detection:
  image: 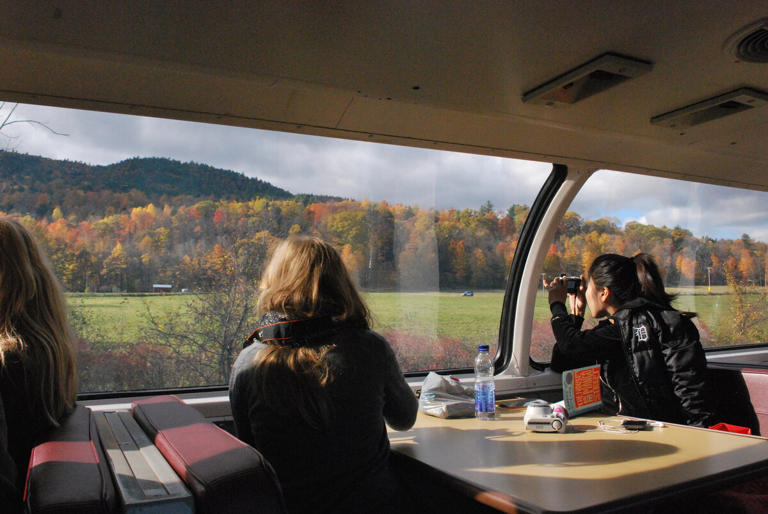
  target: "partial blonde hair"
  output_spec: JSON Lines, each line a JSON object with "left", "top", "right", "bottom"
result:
{"left": 0, "top": 218, "right": 77, "bottom": 426}
{"left": 258, "top": 236, "right": 370, "bottom": 324}
{"left": 253, "top": 237, "right": 370, "bottom": 430}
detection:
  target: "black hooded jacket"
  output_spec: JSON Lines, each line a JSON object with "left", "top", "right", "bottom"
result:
{"left": 550, "top": 297, "right": 715, "bottom": 427}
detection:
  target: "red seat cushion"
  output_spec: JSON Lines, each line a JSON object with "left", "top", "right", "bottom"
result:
{"left": 24, "top": 405, "right": 116, "bottom": 514}
{"left": 131, "top": 395, "right": 284, "bottom": 514}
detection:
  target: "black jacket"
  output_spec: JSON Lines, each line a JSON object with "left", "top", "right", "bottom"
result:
{"left": 550, "top": 298, "right": 715, "bottom": 427}
{"left": 229, "top": 314, "right": 418, "bottom": 514}
{"left": 1, "top": 351, "right": 60, "bottom": 508}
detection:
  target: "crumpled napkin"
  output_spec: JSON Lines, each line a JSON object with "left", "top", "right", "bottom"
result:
{"left": 418, "top": 371, "right": 475, "bottom": 418}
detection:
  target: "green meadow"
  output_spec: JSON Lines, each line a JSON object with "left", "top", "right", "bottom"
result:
{"left": 364, "top": 291, "right": 505, "bottom": 345}
{"left": 67, "top": 291, "right": 507, "bottom": 345}
{"left": 67, "top": 286, "right": 743, "bottom": 349}
{"left": 67, "top": 294, "right": 189, "bottom": 343}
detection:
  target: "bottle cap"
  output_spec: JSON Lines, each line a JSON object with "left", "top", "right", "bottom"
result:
{"left": 478, "top": 344, "right": 489, "bottom": 351}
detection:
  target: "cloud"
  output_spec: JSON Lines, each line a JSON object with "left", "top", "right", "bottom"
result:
{"left": 4, "top": 102, "right": 768, "bottom": 241}
{"left": 572, "top": 170, "right": 768, "bottom": 240}
{"left": 3, "top": 103, "right": 550, "bottom": 211}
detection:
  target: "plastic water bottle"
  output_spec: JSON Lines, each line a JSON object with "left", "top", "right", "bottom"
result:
{"left": 474, "top": 344, "right": 495, "bottom": 420}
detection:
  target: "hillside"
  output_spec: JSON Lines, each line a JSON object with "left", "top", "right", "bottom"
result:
{"left": 0, "top": 151, "right": 329, "bottom": 218}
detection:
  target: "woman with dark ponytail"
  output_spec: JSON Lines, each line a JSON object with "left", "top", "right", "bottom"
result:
{"left": 545, "top": 253, "right": 715, "bottom": 427}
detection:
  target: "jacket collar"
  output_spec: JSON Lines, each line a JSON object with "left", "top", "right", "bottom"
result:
{"left": 244, "top": 311, "right": 367, "bottom": 348}
{"left": 611, "top": 297, "right": 668, "bottom": 320}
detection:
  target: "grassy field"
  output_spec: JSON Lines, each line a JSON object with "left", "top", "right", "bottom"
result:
{"left": 364, "top": 291, "right": 504, "bottom": 345}
{"left": 67, "top": 291, "right": 508, "bottom": 345}
{"left": 69, "top": 287, "right": 768, "bottom": 391}
{"left": 68, "top": 294, "right": 190, "bottom": 343}
{"left": 67, "top": 286, "right": 746, "bottom": 349}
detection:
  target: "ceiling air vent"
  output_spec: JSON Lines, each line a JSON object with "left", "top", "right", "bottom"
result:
{"left": 522, "top": 53, "right": 652, "bottom": 107}
{"left": 651, "top": 88, "right": 768, "bottom": 129}
{"left": 724, "top": 19, "right": 768, "bottom": 63}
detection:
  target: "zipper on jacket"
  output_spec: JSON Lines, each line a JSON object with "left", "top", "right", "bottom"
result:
{"left": 600, "top": 369, "right": 622, "bottom": 414}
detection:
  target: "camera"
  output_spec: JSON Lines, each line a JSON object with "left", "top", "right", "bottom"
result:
{"left": 565, "top": 276, "right": 580, "bottom": 294}
{"left": 524, "top": 400, "right": 568, "bottom": 433}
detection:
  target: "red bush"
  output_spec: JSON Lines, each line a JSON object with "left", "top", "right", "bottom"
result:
{"left": 382, "top": 330, "right": 478, "bottom": 372}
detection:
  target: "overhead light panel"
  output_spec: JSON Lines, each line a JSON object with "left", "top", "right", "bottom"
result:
{"left": 522, "top": 53, "right": 653, "bottom": 106}
{"left": 651, "top": 88, "right": 768, "bottom": 129}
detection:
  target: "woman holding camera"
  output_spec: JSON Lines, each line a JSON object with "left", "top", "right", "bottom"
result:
{"left": 545, "top": 253, "right": 715, "bottom": 427}
{"left": 229, "top": 236, "right": 418, "bottom": 514}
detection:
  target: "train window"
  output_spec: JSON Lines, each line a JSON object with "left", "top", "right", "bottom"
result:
{"left": 531, "top": 169, "right": 768, "bottom": 363}
{"left": 1, "top": 102, "right": 551, "bottom": 392}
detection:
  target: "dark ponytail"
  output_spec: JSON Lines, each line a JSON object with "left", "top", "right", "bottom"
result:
{"left": 633, "top": 253, "right": 676, "bottom": 308}
{"left": 588, "top": 254, "right": 639, "bottom": 306}
{"left": 588, "top": 253, "right": 675, "bottom": 309}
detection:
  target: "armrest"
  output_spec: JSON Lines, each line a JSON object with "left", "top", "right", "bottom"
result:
{"left": 131, "top": 395, "right": 285, "bottom": 514}
{"left": 24, "top": 405, "right": 117, "bottom": 514}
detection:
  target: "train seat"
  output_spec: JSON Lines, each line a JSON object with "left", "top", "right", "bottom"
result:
{"left": 708, "top": 367, "right": 762, "bottom": 436}
{"left": 740, "top": 369, "right": 768, "bottom": 437}
{"left": 131, "top": 395, "right": 285, "bottom": 514}
{"left": 24, "top": 404, "right": 117, "bottom": 514}
{"left": 694, "top": 367, "right": 768, "bottom": 511}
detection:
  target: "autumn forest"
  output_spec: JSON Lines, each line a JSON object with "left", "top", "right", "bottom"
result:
{"left": 3, "top": 151, "right": 767, "bottom": 390}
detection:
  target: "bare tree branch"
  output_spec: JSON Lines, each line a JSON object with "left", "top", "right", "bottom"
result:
{"left": 0, "top": 103, "right": 69, "bottom": 138}
{"left": 1, "top": 103, "right": 18, "bottom": 128}
{"left": 1, "top": 119, "right": 69, "bottom": 136}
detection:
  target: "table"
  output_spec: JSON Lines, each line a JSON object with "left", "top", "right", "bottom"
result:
{"left": 388, "top": 409, "right": 768, "bottom": 513}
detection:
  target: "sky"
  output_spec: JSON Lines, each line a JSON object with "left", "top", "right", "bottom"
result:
{"left": 2, "top": 102, "right": 767, "bottom": 241}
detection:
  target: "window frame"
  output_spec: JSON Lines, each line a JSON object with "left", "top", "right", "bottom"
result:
{"left": 498, "top": 164, "right": 568, "bottom": 373}
{"left": 526, "top": 168, "right": 768, "bottom": 369}
{"left": 75, "top": 163, "right": 567, "bottom": 395}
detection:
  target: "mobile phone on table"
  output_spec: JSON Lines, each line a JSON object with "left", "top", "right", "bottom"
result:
{"left": 622, "top": 419, "right": 648, "bottom": 430}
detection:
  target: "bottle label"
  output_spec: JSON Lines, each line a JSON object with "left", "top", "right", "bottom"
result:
{"left": 475, "top": 383, "right": 496, "bottom": 414}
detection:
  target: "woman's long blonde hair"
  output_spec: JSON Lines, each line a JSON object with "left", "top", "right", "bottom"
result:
{"left": 253, "top": 236, "right": 370, "bottom": 429}
{"left": 0, "top": 218, "right": 77, "bottom": 426}
{"left": 258, "top": 236, "right": 370, "bottom": 323}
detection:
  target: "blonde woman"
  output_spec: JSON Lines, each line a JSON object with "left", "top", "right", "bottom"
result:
{"left": 0, "top": 218, "right": 77, "bottom": 504}
{"left": 229, "top": 236, "right": 418, "bottom": 514}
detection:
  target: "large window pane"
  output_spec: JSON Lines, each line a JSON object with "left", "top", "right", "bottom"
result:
{"left": 1, "top": 102, "right": 550, "bottom": 392}
{"left": 531, "top": 170, "right": 768, "bottom": 362}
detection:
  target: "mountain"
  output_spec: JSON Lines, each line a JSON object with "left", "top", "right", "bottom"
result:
{"left": 0, "top": 152, "right": 336, "bottom": 218}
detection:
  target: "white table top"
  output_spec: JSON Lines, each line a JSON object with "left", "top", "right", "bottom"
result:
{"left": 389, "top": 409, "right": 768, "bottom": 513}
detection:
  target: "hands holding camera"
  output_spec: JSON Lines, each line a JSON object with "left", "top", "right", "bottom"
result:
{"left": 544, "top": 274, "right": 586, "bottom": 316}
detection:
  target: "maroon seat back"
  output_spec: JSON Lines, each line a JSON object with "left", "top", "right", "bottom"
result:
{"left": 131, "top": 395, "right": 285, "bottom": 514}
{"left": 741, "top": 368, "right": 768, "bottom": 437}
{"left": 707, "top": 367, "right": 760, "bottom": 436}
{"left": 24, "top": 405, "right": 116, "bottom": 514}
